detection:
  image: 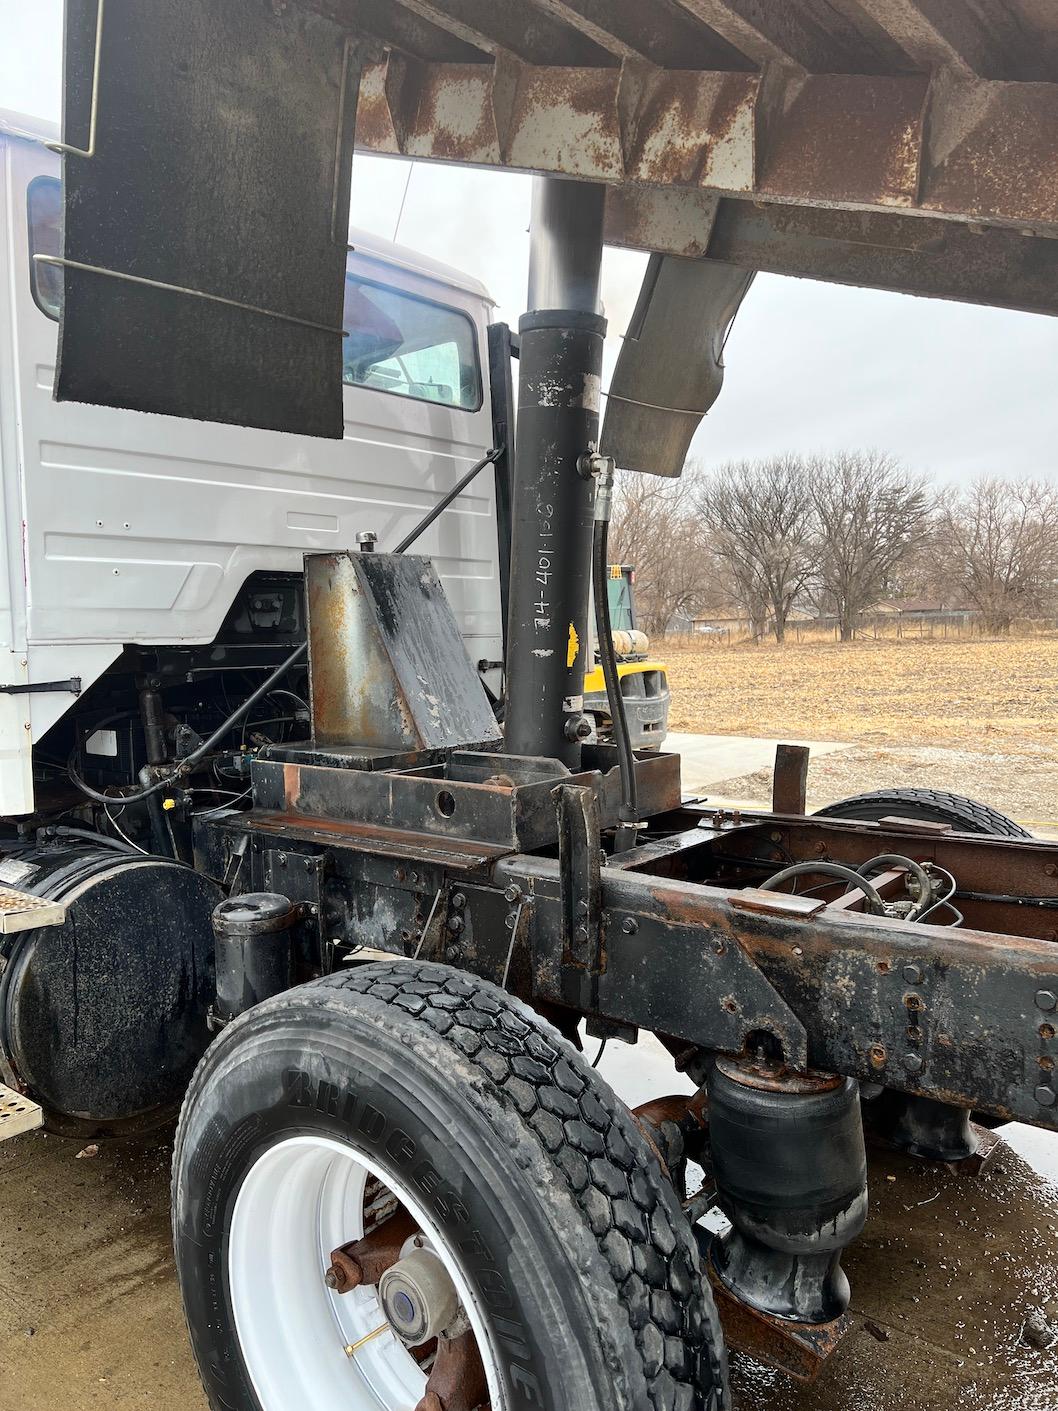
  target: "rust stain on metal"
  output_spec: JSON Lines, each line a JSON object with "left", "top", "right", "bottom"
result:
{"left": 507, "top": 66, "right": 624, "bottom": 179}
{"left": 351, "top": 52, "right": 1058, "bottom": 239}
{"left": 924, "top": 77, "right": 1058, "bottom": 226}
{"left": 244, "top": 809, "right": 509, "bottom": 870}
{"left": 282, "top": 763, "right": 302, "bottom": 810}
{"left": 758, "top": 74, "right": 929, "bottom": 207}
{"left": 627, "top": 70, "right": 757, "bottom": 190}
{"left": 706, "top": 1256, "right": 853, "bottom": 1382}
{"left": 355, "top": 58, "right": 402, "bottom": 153}
{"left": 405, "top": 62, "right": 500, "bottom": 164}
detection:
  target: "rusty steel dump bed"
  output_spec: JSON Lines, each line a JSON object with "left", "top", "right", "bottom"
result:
{"left": 51, "top": 1, "right": 1058, "bottom": 444}
{"left": 345, "top": 0, "right": 1058, "bottom": 303}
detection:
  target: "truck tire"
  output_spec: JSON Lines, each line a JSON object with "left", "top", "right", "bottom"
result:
{"left": 172, "top": 960, "right": 727, "bottom": 1411}
{"left": 815, "top": 787, "right": 1031, "bottom": 839}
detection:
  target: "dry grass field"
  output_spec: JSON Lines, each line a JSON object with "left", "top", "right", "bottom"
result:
{"left": 661, "top": 633, "right": 1058, "bottom": 823}
{"left": 663, "top": 633, "right": 1058, "bottom": 755}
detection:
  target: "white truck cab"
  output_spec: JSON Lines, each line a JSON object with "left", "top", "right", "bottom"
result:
{"left": 0, "top": 109, "right": 504, "bottom": 816}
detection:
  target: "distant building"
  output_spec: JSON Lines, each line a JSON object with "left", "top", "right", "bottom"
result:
{"left": 877, "top": 598, "right": 977, "bottom": 623}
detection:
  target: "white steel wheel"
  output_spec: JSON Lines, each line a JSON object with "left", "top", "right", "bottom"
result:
{"left": 173, "top": 963, "right": 727, "bottom": 1411}
{"left": 227, "top": 1133, "right": 501, "bottom": 1411}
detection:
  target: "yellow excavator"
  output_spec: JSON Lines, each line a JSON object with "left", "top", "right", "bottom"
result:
{"left": 584, "top": 564, "right": 670, "bottom": 749}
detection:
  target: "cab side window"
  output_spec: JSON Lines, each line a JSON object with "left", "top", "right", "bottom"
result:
{"left": 28, "top": 176, "right": 63, "bottom": 321}
{"left": 342, "top": 275, "right": 481, "bottom": 411}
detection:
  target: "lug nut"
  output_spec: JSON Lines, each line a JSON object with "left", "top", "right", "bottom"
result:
{"left": 1034, "top": 1085, "right": 1057, "bottom": 1108}
{"left": 901, "top": 1053, "right": 923, "bottom": 1074}
{"left": 902, "top": 964, "right": 923, "bottom": 985}
{"left": 1036, "top": 990, "right": 1058, "bottom": 1013}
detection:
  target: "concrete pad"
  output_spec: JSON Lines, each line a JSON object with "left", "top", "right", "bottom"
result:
{"left": 666, "top": 731, "right": 852, "bottom": 800}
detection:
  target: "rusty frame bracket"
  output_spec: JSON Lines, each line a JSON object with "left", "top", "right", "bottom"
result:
{"left": 492, "top": 846, "right": 1058, "bottom": 1129}
{"left": 555, "top": 782, "right": 603, "bottom": 1009}
{"left": 771, "top": 743, "right": 810, "bottom": 816}
{"left": 706, "top": 1255, "right": 852, "bottom": 1383}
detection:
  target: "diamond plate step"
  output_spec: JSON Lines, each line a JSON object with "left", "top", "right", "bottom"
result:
{"left": 0, "top": 887, "right": 65, "bottom": 934}
{"left": 0, "top": 1084, "right": 43, "bottom": 1140}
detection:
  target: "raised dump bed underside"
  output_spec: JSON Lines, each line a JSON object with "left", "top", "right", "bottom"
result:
{"left": 52, "top": 0, "right": 1058, "bottom": 443}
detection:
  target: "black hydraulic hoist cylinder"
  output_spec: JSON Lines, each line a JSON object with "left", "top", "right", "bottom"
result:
{"left": 504, "top": 178, "right": 607, "bottom": 766}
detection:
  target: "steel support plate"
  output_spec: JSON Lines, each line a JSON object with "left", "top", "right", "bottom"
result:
{"left": 0, "top": 1085, "right": 43, "bottom": 1141}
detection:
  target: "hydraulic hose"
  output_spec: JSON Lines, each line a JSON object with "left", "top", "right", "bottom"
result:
{"left": 856, "top": 853, "right": 934, "bottom": 920}
{"left": 67, "top": 641, "right": 308, "bottom": 805}
{"left": 37, "top": 824, "right": 141, "bottom": 855}
{"left": 591, "top": 460, "right": 639, "bottom": 850}
{"left": 760, "top": 860, "right": 886, "bottom": 914}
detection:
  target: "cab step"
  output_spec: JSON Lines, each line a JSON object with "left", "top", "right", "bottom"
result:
{"left": 0, "top": 1084, "right": 43, "bottom": 1141}
{"left": 0, "top": 886, "right": 65, "bottom": 933}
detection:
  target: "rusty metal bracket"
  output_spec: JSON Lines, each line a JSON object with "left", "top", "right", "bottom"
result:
{"left": 326, "top": 1209, "right": 418, "bottom": 1294}
{"left": 415, "top": 1329, "right": 488, "bottom": 1411}
{"left": 496, "top": 854, "right": 809, "bottom": 1069}
{"left": 706, "top": 1253, "right": 852, "bottom": 1383}
{"left": 772, "top": 743, "right": 810, "bottom": 815}
{"left": 554, "top": 783, "right": 603, "bottom": 1008}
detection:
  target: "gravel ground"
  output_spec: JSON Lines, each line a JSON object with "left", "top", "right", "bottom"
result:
{"left": 711, "top": 742, "right": 1058, "bottom": 830}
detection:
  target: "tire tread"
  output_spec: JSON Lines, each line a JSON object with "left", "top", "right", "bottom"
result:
{"left": 315, "top": 960, "right": 728, "bottom": 1411}
{"left": 816, "top": 787, "right": 1030, "bottom": 839}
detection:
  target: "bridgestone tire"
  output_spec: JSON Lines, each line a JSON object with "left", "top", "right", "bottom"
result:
{"left": 172, "top": 960, "right": 728, "bottom": 1411}
{"left": 815, "top": 787, "right": 1031, "bottom": 839}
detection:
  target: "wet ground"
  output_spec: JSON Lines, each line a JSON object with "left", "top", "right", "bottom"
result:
{"left": 1, "top": 1041, "right": 1056, "bottom": 1411}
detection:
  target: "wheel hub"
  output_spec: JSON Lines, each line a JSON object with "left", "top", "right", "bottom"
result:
{"left": 227, "top": 1135, "right": 499, "bottom": 1411}
{"left": 379, "top": 1248, "right": 462, "bottom": 1346}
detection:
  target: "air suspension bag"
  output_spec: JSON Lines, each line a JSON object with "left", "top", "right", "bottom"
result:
{"left": 707, "top": 1057, "right": 868, "bottom": 1324}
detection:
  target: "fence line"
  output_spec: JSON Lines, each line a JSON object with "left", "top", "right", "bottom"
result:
{"left": 659, "top": 617, "right": 1058, "bottom": 648}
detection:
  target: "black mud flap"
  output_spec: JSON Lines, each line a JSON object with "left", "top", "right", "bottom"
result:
{"left": 601, "top": 254, "right": 754, "bottom": 477}
{"left": 55, "top": 0, "right": 361, "bottom": 438}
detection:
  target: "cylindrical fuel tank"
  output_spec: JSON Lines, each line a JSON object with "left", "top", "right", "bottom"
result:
{"left": 213, "top": 892, "right": 295, "bottom": 1021}
{"left": 0, "top": 844, "right": 220, "bottom": 1134}
{"left": 707, "top": 1056, "right": 868, "bottom": 1325}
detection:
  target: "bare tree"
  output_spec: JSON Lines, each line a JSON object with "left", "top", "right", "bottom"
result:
{"left": 609, "top": 472, "right": 719, "bottom": 635}
{"left": 694, "top": 456, "right": 815, "bottom": 643}
{"left": 934, "top": 476, "right": 1058, "bottom": 633}
{"left": 809, "top": 451, "right": 931, "bottom": 641}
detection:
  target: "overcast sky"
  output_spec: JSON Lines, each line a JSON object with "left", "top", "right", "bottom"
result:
{"left": 3, "top": 0, "right": 1056, "bottom": 482}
